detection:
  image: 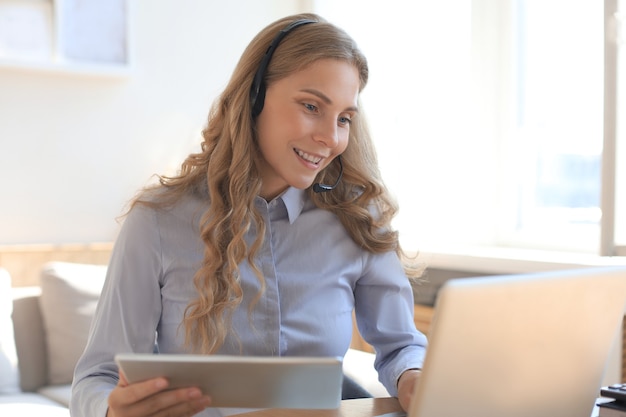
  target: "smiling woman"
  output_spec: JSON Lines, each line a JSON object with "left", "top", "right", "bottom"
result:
{"left": 69, "top": 13, "right": 428, "bottom": 417}
{"left": 255, "top": 58, "right": 359, "bottom": 199}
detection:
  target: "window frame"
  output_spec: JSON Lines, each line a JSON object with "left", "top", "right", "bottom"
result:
{"left": 603, "top": 0, "right": 624, "bottom": 256}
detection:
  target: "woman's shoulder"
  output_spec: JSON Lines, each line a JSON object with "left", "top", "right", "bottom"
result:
{"left": 134, "top": 184, "right": 208, "bottom": 208}
{"left": 125, "top": 186, "right": 208, "bottom": 225}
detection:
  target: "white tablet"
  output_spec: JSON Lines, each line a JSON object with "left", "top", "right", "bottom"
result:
{"left": 114, "top": 353, "right": 343, "bottom": 409}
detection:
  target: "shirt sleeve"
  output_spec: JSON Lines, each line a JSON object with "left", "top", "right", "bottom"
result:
{"left": 353, "top": 250, "right": 428, "bottom": 397}
{"left": 69, "top": 204, "right": 164, "bottom": 417}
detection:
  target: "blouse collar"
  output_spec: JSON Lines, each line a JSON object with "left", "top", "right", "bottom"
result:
{"left": 279, "top": 187, "right": 307, "bottom": 224}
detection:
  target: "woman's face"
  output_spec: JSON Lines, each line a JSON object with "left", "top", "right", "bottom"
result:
{"left": 255, "top": 58, "right": 360, "bottom": 200}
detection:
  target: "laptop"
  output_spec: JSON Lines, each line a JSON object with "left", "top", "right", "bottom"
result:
{"left": 407, "top": 266, "right": 626, "bottom": 417}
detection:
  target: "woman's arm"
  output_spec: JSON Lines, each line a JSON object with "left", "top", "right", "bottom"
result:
{"left": 353, "top": 250, "right": 428, "bottom": 399}
{"left": 70, "top": 205, "right": 172, "bottom": 416}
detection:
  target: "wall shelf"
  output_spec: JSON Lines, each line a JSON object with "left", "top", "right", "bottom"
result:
{"left": 0, "top": 57, "right": 131, "bottom": 78}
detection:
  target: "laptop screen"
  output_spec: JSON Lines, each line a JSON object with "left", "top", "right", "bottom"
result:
{"left": 408, "top": 266, "right": 626, "bottom": 417}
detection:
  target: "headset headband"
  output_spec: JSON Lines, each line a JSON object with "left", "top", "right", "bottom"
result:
{"left": 250, "top": 19, "right": 316, "bottom": 118}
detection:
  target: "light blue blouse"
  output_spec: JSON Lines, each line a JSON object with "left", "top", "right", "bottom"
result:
{"left": 70, "top": 187, "right": 427, "bottom": 417}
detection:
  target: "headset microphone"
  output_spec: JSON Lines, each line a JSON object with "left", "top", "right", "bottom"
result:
{"left": 313, "top": 156, "right": 343, "bottom": 193}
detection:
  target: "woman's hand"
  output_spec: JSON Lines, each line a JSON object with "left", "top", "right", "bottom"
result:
{"left": 106, "top": 371, "right": 212, "bottom": 417}
{"left": 397, "top": 369, "right": 421, "bottom": 412}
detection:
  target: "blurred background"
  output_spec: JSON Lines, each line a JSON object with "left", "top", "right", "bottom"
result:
{"left": 2, "top": 0, "right": 625, "bottom": 385}
{"left": 0, "top": 0, "right": 624, "bottom": 260}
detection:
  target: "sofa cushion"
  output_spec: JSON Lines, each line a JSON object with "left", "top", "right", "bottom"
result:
{"left": 37, "top": 384, "right": 72, "bottom": 407}
{"left": 39, "top": 262, "right": 107, "bottom": 386}
{"left": 0, "top": 268, "right": 20, "bottom": 394}
{"left": 11, "top": 287, "right": 47, "bottom": 392}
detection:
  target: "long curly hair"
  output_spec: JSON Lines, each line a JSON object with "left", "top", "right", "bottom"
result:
{"left": 131, "top": 13, "right": 420, "bottom": 354}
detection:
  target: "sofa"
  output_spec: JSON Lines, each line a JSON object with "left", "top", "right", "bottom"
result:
{"left": 0, "top": 262, "right": 388, "bottom": 416}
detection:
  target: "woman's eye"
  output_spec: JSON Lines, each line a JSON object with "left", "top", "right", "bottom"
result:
{"left": 304, "top": 103, "right": 318, "bottom": 112}
{"left": 338, "top": 116, "right": 352, "bottom": 126}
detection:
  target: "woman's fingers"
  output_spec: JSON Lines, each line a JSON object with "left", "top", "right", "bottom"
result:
{"left": 107, "top": 377, "right": 211, "bottom": 417}
{"left": 140, "top": 385, "right": 211, "bottom": 417}
{"left": 109, "top": 377, "right": 169, "bottom": 408}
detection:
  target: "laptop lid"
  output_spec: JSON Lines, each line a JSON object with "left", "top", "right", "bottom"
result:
{"left": 408, "top": 266, "right": 626, "bottom": 417}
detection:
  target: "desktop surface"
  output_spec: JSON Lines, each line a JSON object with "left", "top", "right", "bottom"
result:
{"left": 235, "top": 397, "right": 403, "bottom": 417}
{"left": 235, "top": 397, "right": 604, "bottom": 417}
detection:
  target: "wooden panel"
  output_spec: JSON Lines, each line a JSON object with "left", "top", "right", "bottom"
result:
{"left": 623, "top": 318, "right": 626, "bottom": 382}
{"left": 0, "top": 243, "right": 113, "bottom": 287}
{"left": 413, "top": 304, "right": 435, "bottom": 335}
{"left": 350, "top": 304, "right": 434, "bottom": 353}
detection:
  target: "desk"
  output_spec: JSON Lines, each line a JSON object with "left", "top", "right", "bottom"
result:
{"left": 235, "top": 397, "right": 403, "bottom": 417}
{"left": 236, "top": 397, "right": 604, "bottom": 417}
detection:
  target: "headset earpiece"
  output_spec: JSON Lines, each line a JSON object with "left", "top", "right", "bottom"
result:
{"left": 250, "top": 19, "right": 316, "bottom": 118}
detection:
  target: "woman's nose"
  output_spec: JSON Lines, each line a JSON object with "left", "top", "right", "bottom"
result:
{"left": 313, "top": 117, "right": 340, "bottom": 148}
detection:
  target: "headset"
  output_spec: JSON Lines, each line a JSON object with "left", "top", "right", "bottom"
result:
{"left": 249, "top": 18, "right": 343, "bottom": 193}
{"left": 249, "top": 19, "right": 316, "bottom": 118}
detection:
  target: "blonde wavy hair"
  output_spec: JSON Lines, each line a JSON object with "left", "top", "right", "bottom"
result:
{"left": 132, "top": 13, "right": 420, "bottom": 354}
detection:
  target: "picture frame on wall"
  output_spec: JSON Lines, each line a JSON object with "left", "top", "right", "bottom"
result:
{"left": 58, "top": 0, "right": 128, "bottom": 65}
{"left": 0, "top": 0, "right": 54, "bottom": 62}
{"left": 0, "top": 0, "right": 129, "bottom": 75}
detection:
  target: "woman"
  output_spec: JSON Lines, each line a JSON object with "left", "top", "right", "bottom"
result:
{"left": 70, "top": 13, "right": 427, "bottom": 417}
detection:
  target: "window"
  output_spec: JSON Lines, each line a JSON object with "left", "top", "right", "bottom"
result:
{"left": 495, "top": 0, "right": 603, "bottom": 253}
{"left": 314, "top": 0, "right": 625, "bottom": 256}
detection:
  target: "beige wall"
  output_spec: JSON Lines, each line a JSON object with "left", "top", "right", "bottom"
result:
{"left": 0, "top": 0, "right": 310, "bottom": 245}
